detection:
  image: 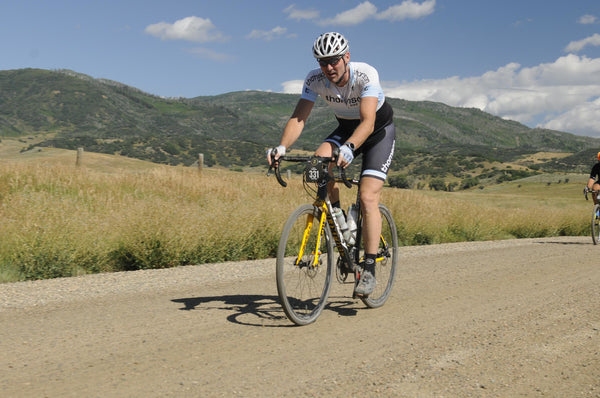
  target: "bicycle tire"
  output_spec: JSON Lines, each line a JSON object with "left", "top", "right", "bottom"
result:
{"left": 276, "top": 204, "right": 335, "bottom": 325}
{"left": 361, "top": 204, "right": 398, "bottom": 308}
{"left": 592, "top": 204, "right": 600, "bottom": 245}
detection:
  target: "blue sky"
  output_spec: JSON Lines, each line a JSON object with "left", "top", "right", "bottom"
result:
{"left": 2, "top": 0, "right": 600, "bottom": 137}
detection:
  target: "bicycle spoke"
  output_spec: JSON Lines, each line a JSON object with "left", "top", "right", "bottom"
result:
{"left": 592, "top": 205, "right": 600, "bottom": 245}
{"left": 361, "top": 204, "right": 398, "bottom": 308}
{"left": 276, "top": 205, "right": 334, "bottom": 325}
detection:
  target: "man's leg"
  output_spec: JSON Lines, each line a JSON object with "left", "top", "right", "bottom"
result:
{"left": 314, "top": 142, "right": 340, "bottom": 205}
{"left": 354, "top": 176, "right": 384, "bottom": 296}
{"left": 360, "top": 176, "right": 384, "bottom": 254}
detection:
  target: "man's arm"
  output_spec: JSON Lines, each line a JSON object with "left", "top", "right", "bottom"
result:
{"left": 588, "top": 177, "right": 596, "bottom": 190}
{"left": 280, "top": 98, "right": 314, "bottom": 149}
{"left": 267, "top": 98, "right": 314, "bottom": 165}
{"left": 345, "top": 96, "right": 378, "bottom": 149}
{"left": 336, "top": 96, "right": 377, "bottom": 168}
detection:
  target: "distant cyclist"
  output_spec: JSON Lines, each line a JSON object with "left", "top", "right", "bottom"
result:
{"left": 266, "top": 32, "right": 396, "bottom": 297}
{"left": 585, "top": 152, "right": 600, "bottom": 203}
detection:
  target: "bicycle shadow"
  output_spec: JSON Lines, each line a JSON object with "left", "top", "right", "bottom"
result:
{"left": 534, "top": 239, "right": 589, "bottom": 245}
{"left": 171, "top": 294, "right": 360, "bottom": 327}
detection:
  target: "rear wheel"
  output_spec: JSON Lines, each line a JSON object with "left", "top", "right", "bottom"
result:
{"left": 361, "top": 204, "right": 398, "bottom": 308}
{"left": 276, "top": 204, "right": 334, "bottom": 325}
{"left": 592, "top": 204, "right": 600, "bottom": 245}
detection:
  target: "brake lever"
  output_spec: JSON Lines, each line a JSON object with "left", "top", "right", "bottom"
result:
{"left": 340, "top": 167, "right": 352, "bottom": 188}
{"left": 275, "top": 162, "right": 287, "bottom": 187}
{"left": 267, "top": 158, "right": 287, "bottom": 187}
{"left": 332, "top": 147, "right": 352, "bottom": 188}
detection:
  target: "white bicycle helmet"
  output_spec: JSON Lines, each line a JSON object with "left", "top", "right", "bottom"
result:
{"left": 312, "top": 32, "right": 349, "bottom": 59}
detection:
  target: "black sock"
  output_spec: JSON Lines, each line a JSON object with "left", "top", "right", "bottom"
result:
{"left": 364, "top": 254, "right": 376, "bottom": 274}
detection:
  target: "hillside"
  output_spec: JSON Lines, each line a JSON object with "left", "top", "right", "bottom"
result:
{"left": 1, "top": 68, "right": 599, "bottom": 188}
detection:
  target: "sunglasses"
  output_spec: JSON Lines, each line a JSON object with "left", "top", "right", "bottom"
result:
{"left": 318, "top": 56, "right": 343, "bottom": 67}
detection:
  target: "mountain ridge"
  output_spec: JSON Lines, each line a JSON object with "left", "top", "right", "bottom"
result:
{"left": 1, "top": 68, "right": 598, "bottom": 188}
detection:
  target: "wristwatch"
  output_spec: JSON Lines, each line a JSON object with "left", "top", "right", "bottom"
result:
{"left": 344, "top": 142, "right": 355, "bottom": 153}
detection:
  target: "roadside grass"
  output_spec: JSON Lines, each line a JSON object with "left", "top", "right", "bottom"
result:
{"left": 0, "top": 140, "right": 592, "bottom": 283}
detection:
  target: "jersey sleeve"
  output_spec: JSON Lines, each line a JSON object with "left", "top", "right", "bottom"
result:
{"left": 300, "top": 69, "right": 321, "bottom": 103}
{"left": 301, "top": 84, "right": 318, "bottom": 103}
{"left": 359, "top": 65, "right": 383, "bottom": 98}
{"left": 591, "top": 163, "right": 600, "bottom": 179}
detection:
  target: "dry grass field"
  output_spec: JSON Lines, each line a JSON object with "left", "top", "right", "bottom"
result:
{"left": 0, "top": 138, "right": 592, "bottom": 283}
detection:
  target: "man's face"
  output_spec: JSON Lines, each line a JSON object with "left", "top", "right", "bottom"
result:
{"left": 318, "top": 52, "right": 349, "bottom": 85}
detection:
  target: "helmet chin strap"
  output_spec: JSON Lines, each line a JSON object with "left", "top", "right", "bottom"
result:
{"left": 334, "top": 58, "right": 348, "bottom": 86}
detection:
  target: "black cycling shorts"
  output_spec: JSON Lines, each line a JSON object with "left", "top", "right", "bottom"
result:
{"left": 324, "top": 121, "right": 396, "bottom": 181}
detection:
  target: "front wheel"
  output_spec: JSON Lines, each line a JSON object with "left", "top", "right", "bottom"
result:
{"left": 276, "top": 204, "right": 334, "bottom": 325}
{"left": 361, "top": 204, "right": 398, "bottom": 308}
{"left": 592, "top": 204, "right": 600, "bottom": 245}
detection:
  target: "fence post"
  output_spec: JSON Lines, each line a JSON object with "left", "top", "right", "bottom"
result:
{"left": 76, "top": 147, "right": 84, "bottom": 167}
{"left": 198, "top": 153, "right": 204, "bottom": 173}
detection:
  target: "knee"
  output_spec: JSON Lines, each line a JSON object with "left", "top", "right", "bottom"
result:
{"left": 360, "top": 191, "right": 379, "bottom": 213}
{"left": 359, "top": 177, "right": 384, "bottom": 214}
{"left": 314, "top": 142, "right": 335, "bottom": 157}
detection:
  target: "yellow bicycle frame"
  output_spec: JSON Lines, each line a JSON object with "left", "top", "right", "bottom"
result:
{"left": 377, "top": 235, "right": 389, "bottom": 262}
{"left": 295, "top": 203, "right": 328, "bottom": 268}
{"left": 295, "top": 201, "right": 389, "bottom": 267}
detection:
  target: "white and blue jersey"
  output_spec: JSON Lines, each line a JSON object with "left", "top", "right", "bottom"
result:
{"left": 301, "top": 62, "right": 386, "bottom": 120}
{"left": 301, "top": 61, "right": 396, "bottom": 181}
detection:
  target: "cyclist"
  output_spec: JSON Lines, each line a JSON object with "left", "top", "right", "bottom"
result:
{"left": 267, "top": 32, "right": 396, "bottom": 297}
{"left": 585, "top": 152, "right": 600, "bottom": 203}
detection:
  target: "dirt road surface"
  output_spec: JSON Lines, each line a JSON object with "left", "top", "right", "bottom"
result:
{"left": 1, "top": 236, "right": 598, "bottom": 397}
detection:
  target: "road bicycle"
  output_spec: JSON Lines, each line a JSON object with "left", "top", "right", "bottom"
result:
{"left": 268, "top": 152, "right": 398, "bottom": 326}
{"left": 584, "top": 188, "right": 600, "bottom": 244}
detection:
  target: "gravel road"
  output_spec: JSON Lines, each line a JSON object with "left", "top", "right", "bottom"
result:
{"left": 1, "top": 236, "right": 598, "bottom": 397}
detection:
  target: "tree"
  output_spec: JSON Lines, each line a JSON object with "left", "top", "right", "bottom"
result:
{"left": 460, "top": 176, "right": 480, "bottom": 190}
{"left": 429, "top": 178, "right": 447, "bottom": 191}
{"left": 388, "top": 174, "right": 411, "bottom": 189}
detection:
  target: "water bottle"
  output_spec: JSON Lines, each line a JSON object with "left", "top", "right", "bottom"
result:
{"left": 332, "top": 207, "right": 348, "bottom": 237}
{"left": 345, "top": 204, "right": 358, "bottom": 245}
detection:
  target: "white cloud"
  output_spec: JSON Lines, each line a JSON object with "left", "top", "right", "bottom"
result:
{"left": 144, "top": 16, "right": 226, "bottom": 43}
{"left": 281, "top": 80, "right": 304, "bottom": 94}
{"left": 513, "top": 18, "right": 534, "bottom": 27}
{"left": 246, "top": 26, "right": 290, "bottom": 41}
{"left": 186, "top": 47, "right": 234, "bottom": 62}
{"left": 376, "top": 0, "right": 436, "bottom": 21}
{"left": 565, "top": 33, "right": 600, "bottom": 53}
{"left": 319, "top": 2, "right": 378, "bottom": 26}
{"left": 284, "top": 5, "right": 320, "bottom": 21}
{"left": 284, "top": 1, "right": 436, "bottom": 27}
{"left": 542, "top": 97, "right": 600, "bottom": 136}
{"left": 578, "top": 14, "right": 598, "bottom": 24}
{"left": 380, "top": 54, "right": 600, "bottom": 136}
{"left": 317, "top": 0, "right": 435, "bottom": 26}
